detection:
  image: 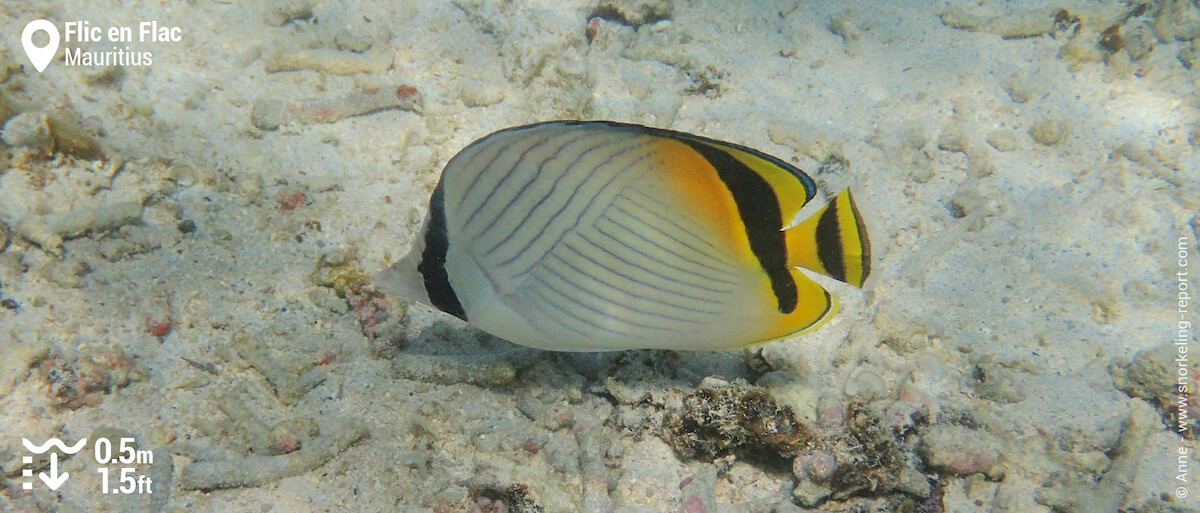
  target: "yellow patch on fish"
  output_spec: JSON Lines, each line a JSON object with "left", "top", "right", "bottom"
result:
{"left": 376, "top": 121, "right": 871, "bottom": 351}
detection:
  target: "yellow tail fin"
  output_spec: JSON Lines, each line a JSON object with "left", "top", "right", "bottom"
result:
{"left": 785, "top": 189, "right": 871, "bottom": 287}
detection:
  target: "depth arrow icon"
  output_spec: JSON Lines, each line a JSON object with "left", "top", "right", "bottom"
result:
{"left": 39, "top": 453, "right": 69, "bottom": 490}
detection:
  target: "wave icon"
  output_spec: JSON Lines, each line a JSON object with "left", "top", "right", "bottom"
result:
{"left": 22, "top": 437, "right": 87, "bottom": 455}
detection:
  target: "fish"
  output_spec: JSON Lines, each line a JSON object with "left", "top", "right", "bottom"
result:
{"left": 375, "top": 121, "right": 870, "bottom": 351}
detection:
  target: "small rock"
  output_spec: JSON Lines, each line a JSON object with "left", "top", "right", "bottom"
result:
{"left": 895, "top": 466, "right": 932, "bottom": 498}
{"left": 986, "top": 130, "right": 1018, "bottom": 151}
{"left": 665, "top": 380, "right": 811, "bottom": 460}
{"left": 149, "top": 424, "right": 177, "bottom": 446}
{"left": 919, "top": 425, "right": 1004, "bottom": 478}
{"left": 145, "top": 316, "right": 171, "bottom": 337}
{"left": 1104, "top": 50, "right": 1134, "bottom": 79}
{"left": 792, "top": 450, "right": 837, "bottom": 482}
{"left": 1153, "top": 0, "right": 1200, "bottom": 41}
{"left": 1180, "top": 40, "right": 1198, "bottom": 69}
{"left": 0, "top": 93, "right": 16, "bottom": 125}
{"left": 970, "top": 357, "right": 1027, "bottom": 403}
{"left": 98, "top": 239, "right": 139, "bottom": 261}
{"left": 279, "top": 190, "right": 306, "bottom": 210}
{"left": 1123, "top": 22, "right": 1155, "bottom": 60}
{"left": 791, "top": 476, "right": 834, "bottom": 507}
{"left": 767, "top": 121, "right": 841, "bottom": 161}
{"left": 236, "top": 173, "right": 264, "bottom": 201}
{"left": 168, "top": 162, "right": 197, "bottom": 186}
{"left": 43, "top": 259, "right": 86, "bottom": 288}
{"left": 937, "top": 123, "right": 971, "bottom": 153}
{"left": 17, "top": 200, "right": 145, "bottom": 256}
{"left": 1112, "top": 345, "right": 1174, "bottom": 403}
{"left": 334, "top": 27, "right": 375, "bottom": 53}
{"left": 1001, "top": 74, "right": 1035, "bottom": 104}
{"left": 1, "top": 112, "right": 53, "bottom": 150}
{"left": 80, "top": 57, "right": 125, "bottom": 85}
{"left": 268, "top": 417, "right": 319, "bottom": 455}
{"left": 1029, "top": 118, "right": 1068, "bottom": 146}
{"left": 45, "top": 114, "right": 103, "bottom": 160}
{"left": 1059, "top": 31, "right": 1106, "bottom": 66}
{"left": 591, "top": 0, "right": 672, "bottom": 28}
{"left": 459, "top": 80, "right": 506, "bottom": 107}
{"left": 843, "top": 370, "right": 886, "bottom": 401}
{"left": 829, "top": 11, "right": 865, "bottom": 42}
{"left": 36, "top": 346, "right": 145, "bottom": 409}
{"left": 265, "top": 0, "right": 313, "bottom": 26}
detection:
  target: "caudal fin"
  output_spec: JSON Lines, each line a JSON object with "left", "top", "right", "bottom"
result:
{"left": 785, "top": 189, "right": 871, "bottom": 287}
{"left": 374, "top": 240, "right": 433, "bottom": 305}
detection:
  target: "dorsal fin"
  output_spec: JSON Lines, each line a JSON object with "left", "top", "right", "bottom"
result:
{"left": 650, "top": 130, "right": 817, "bottom": 223}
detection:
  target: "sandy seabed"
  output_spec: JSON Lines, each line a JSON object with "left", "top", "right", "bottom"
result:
{"left": 0, "top": 0, "right": 1198, "bottom": 512}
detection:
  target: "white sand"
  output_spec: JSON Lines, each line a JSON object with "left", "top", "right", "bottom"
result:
{"left": 0, "top": 0, "right": 1197, "bottom": 512}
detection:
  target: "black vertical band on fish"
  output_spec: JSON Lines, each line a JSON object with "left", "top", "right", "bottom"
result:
{"left": 418, "top": 183, "right": 467, "bottom": 321}
{"left": 815, "top": 199, "right": 846, "bottom": 283}
{"left": 683, "top": 140, "right": 798, "bottom": 314}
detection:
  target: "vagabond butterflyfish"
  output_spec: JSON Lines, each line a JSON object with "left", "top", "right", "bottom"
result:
{"left": 376, "top": 121, "right": 870, "bottom": 351}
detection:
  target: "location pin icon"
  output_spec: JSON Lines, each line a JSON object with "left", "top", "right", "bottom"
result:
{"left": 22, "top": 20, "right": 60, "bottom": 73}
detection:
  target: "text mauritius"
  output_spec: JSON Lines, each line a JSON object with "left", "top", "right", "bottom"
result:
{"left": 61, "top": 21, "right": 181, "bottom": 68}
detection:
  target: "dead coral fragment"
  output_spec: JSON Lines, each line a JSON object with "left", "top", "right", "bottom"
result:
{"left": 0, "top": 94, "right": 18, "bottom": 125}
{"left": 229, "top": 331, "right": 327, "bottom": 406}
{"left": 683, "top": 65, "right": 725, "bottom": 97}
{"left": 265, "top": 48, "right": 392, "bottom": 75}
{"left": 311, "top": 247, "right": 369, "bottom": 298}
{"left": 393, "top": 352, "right": 518, "bottom": 386}
{"left": 1111, "top": 345, "right": 1199, "bottom": 438}
{"left": 787, "top": 396, "right": 934, "bottom": 507}
{"left": 213, "top": 387, "right": 320, "bottom": 456}
{"left": 969, "top": 356, "right": 1028, "bottom": 403}
{"left": 251, "top": 85, "right": 423, "bottom": 130}
{"left": 939, "top": 7, "right": 1057, "bottom": 38}
{"left": 346, "top": 287, "right": 406, "bottom": 356}
{"left": 918, "top": 425, "right": 1004, "bottom": 478}
{"left": 15, "top": 199, "right": 144, "bottom": 257}
{"left": 819, "top": 403, "right": 926, "bottom": 503}
{"left": 313, "top": 249, "right": 406, "bottom": 355}
{"left": 178, "top": 420, "right": 367, "bottom": 490}
{"left": 45, "top": 114, "right": 103, "bottom": 160}
{"left": 665, "top": 379, "right": 811, "bottom": 460}
{"left": 1036, "top": 400, "right": 1161, "bottom": 512}
{"left": 0, "top": 107, "right": 102, "bottom": 160}
{"left": 34, "top": 346, "right": 146, "bottom": 409}
{"left": 1054, "top": 9, "right": 1081, "bottom": 32}
{"left": 1, "top": 112, "right": 52, "bottom": 149}
{"left": 265, "top": 0, "right": 313, "bottom": 26}
{"left": 465, "top": 479, "right": 545, "bottom": 513}
{"left": 590, "top": 0, "right": 672, "bottom": 28}
{"left": 1152, "top": 0, "right": 1200, "bottom": 41}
